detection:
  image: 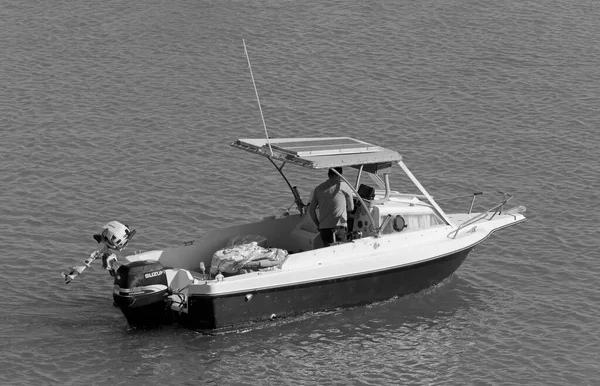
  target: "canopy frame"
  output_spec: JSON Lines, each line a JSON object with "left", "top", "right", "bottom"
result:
{"left": 231, "top": 137, "right": 454, "bottom": 228}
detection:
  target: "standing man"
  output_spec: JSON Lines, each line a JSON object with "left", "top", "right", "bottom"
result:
{"left": 309, "top": 167, "right": 355, "bottom": 247}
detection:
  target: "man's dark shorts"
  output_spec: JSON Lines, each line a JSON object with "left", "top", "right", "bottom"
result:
{"left": 319, "top": 226, "right": 347, "bottom": 247}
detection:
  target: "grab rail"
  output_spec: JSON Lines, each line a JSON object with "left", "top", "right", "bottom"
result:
{"left": 448, "top": 192, "right": 513, "bottom": 239}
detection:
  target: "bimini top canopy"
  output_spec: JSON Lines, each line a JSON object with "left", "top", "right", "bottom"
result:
{"left": 231, "top": 137, "right": 402, "bottom": 170}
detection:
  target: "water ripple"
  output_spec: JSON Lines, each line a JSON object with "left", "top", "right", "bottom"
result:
{"left": 1, "top": 0, "right": 600, "bottom": 384}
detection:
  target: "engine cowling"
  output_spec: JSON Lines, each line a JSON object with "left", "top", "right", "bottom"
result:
{"left": 113, "top": 260, "right": 169, "bottom": 327}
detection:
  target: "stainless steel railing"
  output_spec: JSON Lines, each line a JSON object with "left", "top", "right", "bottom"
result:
{"left": 447, "top": 192, "right": 515, "bottom": 239}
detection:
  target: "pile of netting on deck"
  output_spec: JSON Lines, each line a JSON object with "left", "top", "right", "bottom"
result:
{"left": 210, "top": 235, "right": 289, "bottom": 276}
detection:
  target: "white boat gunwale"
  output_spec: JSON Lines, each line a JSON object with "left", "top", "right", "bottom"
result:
{"left": 183, "top": 211, "right": 526, "bottom": 297}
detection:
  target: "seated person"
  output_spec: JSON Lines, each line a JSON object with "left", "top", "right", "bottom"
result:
{"left": 308, "top": 167, "right": 354, "bottom": 247}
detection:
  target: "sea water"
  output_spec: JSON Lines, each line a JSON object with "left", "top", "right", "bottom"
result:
{"left": 1, "top": 0, "right": 599, "bottom": 385}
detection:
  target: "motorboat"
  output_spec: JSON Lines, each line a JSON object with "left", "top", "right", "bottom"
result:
{"left": 62, "top": 137, "right": 526, "bottom": 332}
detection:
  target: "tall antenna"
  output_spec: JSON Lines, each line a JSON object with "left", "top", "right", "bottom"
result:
{"left": 243, "top": 39, "right": 273, "bottom": 156}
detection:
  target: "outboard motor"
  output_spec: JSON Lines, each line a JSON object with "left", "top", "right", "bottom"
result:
{"left": 113, "top": 260, "right": 169, "bottom": 327}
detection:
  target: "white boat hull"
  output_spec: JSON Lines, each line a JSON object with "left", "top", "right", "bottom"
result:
{"left": 115, "top": 211, "right": 525, "bottom": 331}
